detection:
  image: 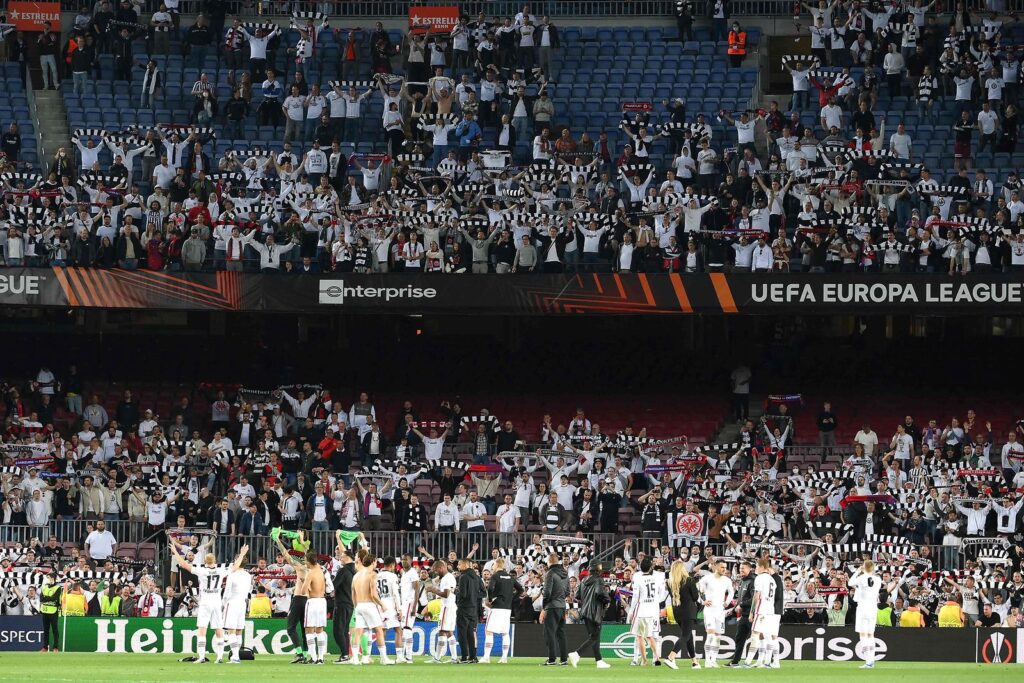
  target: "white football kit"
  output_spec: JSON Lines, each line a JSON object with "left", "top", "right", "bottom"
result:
{"left": 697, "top": 573, "right": 734, "bottom": 633}
{"left": 752, "top": 573, "right": 780, "bottom": 636}
{"left": 221, "top": 569, "right": 253, "bottom": 631}
{"left": 400, "top": 568, "right": 420, "bottom": 628}
{"left": 437, "top": 573, "right": 457, "bottom": 631}
{"left": 376, "top": 570, "right": 401, "bottom": 629}
{"left": 629, "top": 571, "right": 667, "bottom": 637}
{"left": 192, "top": 565, "right": 230, "bottom": 629}
{"left": 849, "top": 572, "right": 882, "bottom": 634}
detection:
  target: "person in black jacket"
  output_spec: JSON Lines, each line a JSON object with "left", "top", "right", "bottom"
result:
{"left": 114, "top": 227, "right": 144, "bottom": 269}
{"left": 665, "top": 560, "right": 701, "bottom": 669}
{"left": 482, "top": 556, "right": 522, "bottom": 663}
{"left": 541, "top": 553, "right": 569, "bottom": 665}
{"left": 567, "top": 560, "right": 611, "bottom": 668}
{"left": 729, "top": 561, "right": 756, "bottom": 666}
{"left": 455, "top": 559, "right": 485, "bottom": 663}
{"left": 332, "top": 547, "right": 356, "bottom": 663}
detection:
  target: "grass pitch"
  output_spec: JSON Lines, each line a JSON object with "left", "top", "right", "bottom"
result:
{"left": 0, "top": 654, "right": 1021, "bottom": 683}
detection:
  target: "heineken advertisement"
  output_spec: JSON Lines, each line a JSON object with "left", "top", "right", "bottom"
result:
{"left": 62, "top": 617, "right": 511, "bottom": 656}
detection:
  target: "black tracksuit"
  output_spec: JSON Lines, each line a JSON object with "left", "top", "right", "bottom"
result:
{"left": 333, "top": 562, "right": 356, "bottom": 659}
{"left": 456, "top": 568, "right": 485, "bottom": 661}
{"left": 731, "top": 573, "right": 755, "bottom": 664}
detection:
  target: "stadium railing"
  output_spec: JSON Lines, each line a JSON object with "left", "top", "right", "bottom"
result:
{"left": 210, "top": 529, "right": 620, "bottom": 563}
{"left": 2, "top": 522, "right": 963, "bottom": 574}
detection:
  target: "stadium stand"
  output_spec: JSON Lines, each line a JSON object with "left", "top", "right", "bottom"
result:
{"left": 4, "top": 2, "right": 1021, "bottom": 274}
{"left": 2, "top": 3, "right": 1024, "bottom": 648}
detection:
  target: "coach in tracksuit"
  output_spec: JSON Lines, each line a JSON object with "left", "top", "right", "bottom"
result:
{"left": 456, "top": 559, "right": 485, "bottom": 663}
{"left": 333, "top": 551, "right": 356, "bottom": 663}
{"left": 730, "top": 560, "right": 756, "bottom": 666}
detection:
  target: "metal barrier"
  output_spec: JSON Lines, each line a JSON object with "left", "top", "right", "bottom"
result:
{"left": 0, "top": 519, "right": 151, "bottom": 547}
{"left": 0, "top": 523, "right": 965, "bottom": 576}
{"left": 212, "top": 529, "right": 620, "bottom": 563}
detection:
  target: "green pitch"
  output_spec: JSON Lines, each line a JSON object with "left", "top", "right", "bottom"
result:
{"left": 0, "top": 655, "right": 1021, "bottom": 682}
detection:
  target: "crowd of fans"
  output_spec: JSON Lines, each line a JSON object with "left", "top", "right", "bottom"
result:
{"left": 0, "top": 3, "right": 1021, "bottom": 273}
{"left": 0, "top": 367, "right": 1022, "bottom": 627}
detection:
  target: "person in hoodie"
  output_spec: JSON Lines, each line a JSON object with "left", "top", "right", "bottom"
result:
{"left": 541, "top": 552, "right": 569, "bottom": 665}
{"left": 567, "top": 560, "right": 611, "bottom": 668}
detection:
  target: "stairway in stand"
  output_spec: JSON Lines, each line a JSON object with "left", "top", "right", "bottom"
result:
{"left": 35, "top": 90, "right": 71, "bottom": 175}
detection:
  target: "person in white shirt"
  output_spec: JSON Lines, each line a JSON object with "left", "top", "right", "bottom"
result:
{"left": 889, "top": 122, "right": 912, "bottom": 160}
{"left": 783, "top": 60, "right": 810, "bottom": 111}
{"left": 340, "top": 85, "right": 374, "bottom": 142}
{"left": 853, "top": 424, "right": 879, "bottom": 457}
{"left": 697, "top": 560, "right": 734, "bottom": 668}
{"left": 411, "top": 424, "right": 449, "bottom": 461}
{"left": 281, "top": 85, "right": 306, "bottom": 143}
{"left": 743, "top": 558, "right": 781, "bottom": 667}
{"left": 848, "top": 560, "right": 882, "bottom": 669}
{"left": 882, "top": 43, "right": 905, "bottom": 97}
{"left": 434, "top": 493, "right": 461, "bottom": 531}
{"left": 241, "top": 231, "right": 285, "bottom": 272}
{"left": 820, "top": 97, "right": 843, "bottom": 131}
{"left": 627, "top": 558, "right": 667, "bottom": 666}
{"left": 752, "top": 235, "right": 774, "bottom": 272}
{"left": 424, "top": 559, "right": 459, "bottom": 663}
{"left": 976, "top": 102, "right": 999, "bottom": 153}
{"left": 397, "top": 554, "right": 421, "bottom": 663}
{"left": 221, "top": 552, "right": 254, "bottom": 664}
{"left": 169, "top": 539, "right": 247, "bottom": 663}
{"left": 495, "top": 494, "right": 521, "bottom": 534}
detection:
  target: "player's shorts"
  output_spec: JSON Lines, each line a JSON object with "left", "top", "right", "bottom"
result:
{"left": 703, "top": 608, "right": 725, "bottom": 633}
{"left": 222, "top": 600, "right": 247, "bottom": 631}
{"left": 354, "top": 602, "right": 384, "bottom": 630}
{"left": 855, "top": 610, "right": 877, "bottom": 634}
{"left": 753, "top": 613, "right": 780, "bottom": 637}
{"left": 197, "top": 601, "right": 224, "bottom": 630}
{"left": 400, "top": 601, "right": 418, "bottom": 629}
{"left": 630, "top": 615, "right": 660, "bottom": 638}
{"left": 305, "top": 597, "right": 328, "bottom": 629}
{"left": 438, "top": 604, "right": 457, "bottom": 632}
{"left": 381, "top": 602, "right": 400, "bottom": 630}
{"left": 486, "top": 607, "right": 512, "bottom": 635}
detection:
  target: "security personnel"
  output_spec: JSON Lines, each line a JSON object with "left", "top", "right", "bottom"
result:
{"left": 248, "top": 584, "right": 273, "bottom": 618}
{"left": 937, "top": 597, "right": 966, "bottom": 627}
{"left": 899, "top": 599, "right": 925, "bottom": 627}
{"left": 99, "top": 587, "right": 122, "bottom": 616}
{"left": 875, "top": 590, "right": 896, "bottom": 627}
{"left": 727, "top": 22, "right": 747, "bottom": 68}
{"left": 729, "top": 561, "right": 756, "bottom": 666}
{"left": 40, "top": 574, "right": 63, "bottom": 652}
{"left": 62, "top": 585, "right": 87, "bottom": 616}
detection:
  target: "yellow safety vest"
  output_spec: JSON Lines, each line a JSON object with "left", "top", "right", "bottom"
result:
{"left": 248, "top": 595, "right": 272, "bottom": 618}
{"left": 937, "top": 602, "right": 964, "bottom": 627}
{"left": 100, "top": 594, "right": 122, "bottom": 616}
{"left": 899, "top": 608, "right": 924, "bottom": 627}
{"left": 62, "top": 592, "right": 87, "bottom": 616}
{"left": 40, "top": 584, "right": 60, "bottom": 615}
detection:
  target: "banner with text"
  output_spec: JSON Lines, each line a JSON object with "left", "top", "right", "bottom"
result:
{"left": 7, "top": 1, "right": 61, "bottom": 31}
{"left": 585, "top": 624, "right": 1024, "bottom": 664}
{"left": 62, "top": 616, "right": 510, "bottom": 656}
{"left": 3, "top": 269, "right": 1024, "bottom": 316}
{"left": 0, "top": 616, "right": 46, "bottom": 651}
{"left": 408, "top": 5, "right": 459, "bottom": 32}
